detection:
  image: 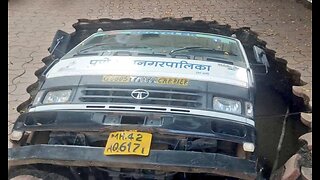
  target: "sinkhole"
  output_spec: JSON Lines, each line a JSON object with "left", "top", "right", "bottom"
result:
{"left": 16, "top": 17, "right": 311, "bottom": 179}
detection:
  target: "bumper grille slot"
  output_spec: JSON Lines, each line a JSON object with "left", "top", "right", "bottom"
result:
{"left": 170, "top": 109, "right": 190, "bottom": 113}
{"left": 86, "top": 105, "right": 105, "bottom": 108}
{"left": 79, "top": 87, "right": 203, "bottom": 108}
{"left": 140, "top": 107, "right": 167, "bottom": 111}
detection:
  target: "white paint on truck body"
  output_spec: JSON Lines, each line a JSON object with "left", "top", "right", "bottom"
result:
{"left": 46, "top": 56, "right": 250, "bottom": 88}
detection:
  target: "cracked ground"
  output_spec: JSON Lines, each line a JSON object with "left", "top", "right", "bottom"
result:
{"left": 8, "top": 0, "right": 311, "bottom": 148}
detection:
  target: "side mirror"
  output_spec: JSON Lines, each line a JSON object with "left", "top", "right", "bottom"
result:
{"left": 48, "top": 30, "right": 71, "bottom": 59}
{"left": 251, "top": 45, "right": 270, "bottom": 75}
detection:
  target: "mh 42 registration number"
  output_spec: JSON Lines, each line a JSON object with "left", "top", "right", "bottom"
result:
{"left": 104, "top": 131, "right": 152, "bottom": 156}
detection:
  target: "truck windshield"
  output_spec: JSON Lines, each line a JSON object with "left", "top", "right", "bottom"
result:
{"left": 62, "top": 30, "right": 246, "bottom": 67}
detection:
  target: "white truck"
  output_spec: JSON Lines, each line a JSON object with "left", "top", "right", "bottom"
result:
{"left": 9, "top": 28, "right": 270, "bottom": 180}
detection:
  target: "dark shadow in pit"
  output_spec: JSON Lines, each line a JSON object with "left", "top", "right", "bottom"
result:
{"left": 254, "top": 82, "right": 309, "bottom": 177}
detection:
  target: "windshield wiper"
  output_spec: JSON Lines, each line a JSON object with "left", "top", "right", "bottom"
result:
{"left": 78, "top": 43, "right": 115, "bottom": 53}
{"left": 169, "top": 46, "right": 237, "bottom": 56}
{"left": 73, "top": 52, "right": 100, "bottom": 57}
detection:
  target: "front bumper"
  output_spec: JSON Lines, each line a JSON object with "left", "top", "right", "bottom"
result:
{"left": 8, "top": 144, "right": 257, "bottom": 180}
{"left": 12, "top": 110, "right": 256, "bottom": 144}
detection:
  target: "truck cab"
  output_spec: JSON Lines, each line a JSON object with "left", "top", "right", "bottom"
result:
{"left": 9, "top": 29, "right": 269, "bottom": 180}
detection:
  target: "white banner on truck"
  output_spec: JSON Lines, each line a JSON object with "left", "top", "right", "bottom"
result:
{"left": 47, "top": 56, "right": 249, "bottom": 88}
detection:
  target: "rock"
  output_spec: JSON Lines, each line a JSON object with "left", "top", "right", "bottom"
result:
{"left": 308, "top": 100, "right": 312, "bottom": 110}
{"left": 292, "top": 86, "right": 311, "bottom": 105}
{"left": 299, "top": 132, "right": 312, "bottom": 150}
{"left": 281, "top": 154, "right": 301, "bottom": 180}
{"left": 9, "top": 130, "right": 24, "bottom": 141}
{"left": 11, "top": 175, "right": 41, "bottom": 180}
{"left": 308, "top": 99, "right": 312, "bottom": 111}
{"left": 300, "top": 166, "right": 312, "bottom": 180}
{"left": 301, "top": 113, "right": 312, "bottom": 128}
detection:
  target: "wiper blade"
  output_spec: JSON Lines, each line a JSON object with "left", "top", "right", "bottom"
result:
{"left": 73, "top": 52, "right": 100, "bottom": 57}
{"left": 169, "top": 46, "right": 202, "bottom": 54}
{"left": 169, "top": 46, "right": 237, "bottom": 56}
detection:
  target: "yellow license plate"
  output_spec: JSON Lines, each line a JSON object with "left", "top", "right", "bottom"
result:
{"left": 104, "top": 131, "right": 152, "bottom": 156}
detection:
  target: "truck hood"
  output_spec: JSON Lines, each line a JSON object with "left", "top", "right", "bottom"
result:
{"left": 46, "top": 56, "right": 249, "bottom": 88}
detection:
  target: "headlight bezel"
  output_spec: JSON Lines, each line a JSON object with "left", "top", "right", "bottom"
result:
{"left": 212, "top": 97, "right": 254, "bottom": 118}
{"left": 42, "top": 89, "right": 73, "bottom": 104}
{"left": 213, "top": 97, "right": 242, "bottom": 115}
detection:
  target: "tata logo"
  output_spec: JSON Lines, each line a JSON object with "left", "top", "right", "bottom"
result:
{"left": 131, "top": 89, "right": 149, "bottom": 100}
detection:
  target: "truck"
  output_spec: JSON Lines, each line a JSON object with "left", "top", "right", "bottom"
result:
{"left": 9, "top": 27, "right": 270, "bottom": 180}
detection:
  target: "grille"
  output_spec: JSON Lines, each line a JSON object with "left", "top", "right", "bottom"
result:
{"left": 79, "top": 87, "right": 203, "bottom": 108}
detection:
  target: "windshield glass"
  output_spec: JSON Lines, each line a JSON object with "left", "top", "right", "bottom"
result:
{"left": 62, "top": 30, "right": 246, "bottom": 67}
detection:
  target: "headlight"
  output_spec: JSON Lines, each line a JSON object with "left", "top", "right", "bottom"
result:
{"left": 245, "top": 102, "right": 253, "bottom": 118}
{"left": 43, "top": 90, "right": 72, "bottom": 104}
{"left": 213, "top": 97, "right": 241, "bottom": 115}
{"left": 243, "top": 142, "right": 255, "bottom": 152}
